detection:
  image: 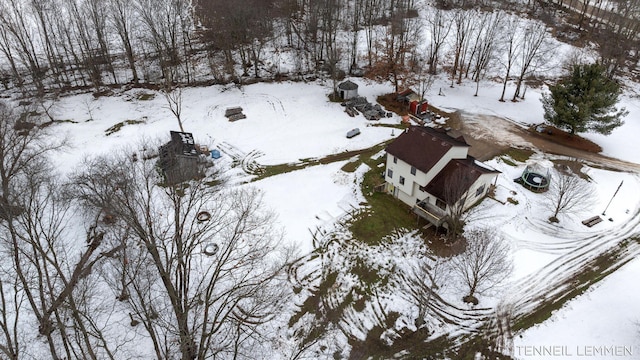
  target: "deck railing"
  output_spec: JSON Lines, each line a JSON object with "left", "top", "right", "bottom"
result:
{"left": 413, "top": 201, "right": 447, "bottom": 226}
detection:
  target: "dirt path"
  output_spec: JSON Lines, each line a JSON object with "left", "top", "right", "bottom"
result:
{"left": 449, "top": 111, "right": 640, "bottom": 173}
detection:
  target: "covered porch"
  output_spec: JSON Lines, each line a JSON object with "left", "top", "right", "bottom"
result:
{"left": 413, "top": 200, "right": 448, "bottom": 227}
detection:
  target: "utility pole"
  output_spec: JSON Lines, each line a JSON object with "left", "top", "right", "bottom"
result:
{"left": 602, "top": 180, "right": 623, "bottom": 216}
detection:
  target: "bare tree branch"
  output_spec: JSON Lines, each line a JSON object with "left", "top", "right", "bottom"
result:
{"left": 450, "top": 227, "right": 512, "bottom": 304}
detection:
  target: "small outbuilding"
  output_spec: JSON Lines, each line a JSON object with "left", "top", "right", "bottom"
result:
{"left": 397, "top": 88, "right": 428, "bottom": 117}
{"left": 158, "top": 131, "right": 203, "bottom": 185}
{"left": 338, "top": 80, "right": 359, "bottom": 100}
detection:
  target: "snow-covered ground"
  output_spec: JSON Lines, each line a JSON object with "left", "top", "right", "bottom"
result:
{"left": 36, "top": 74, "right": 640, "bottom": 358}
{"left": 514, "top": 258, "right": 640, "bottom": 360}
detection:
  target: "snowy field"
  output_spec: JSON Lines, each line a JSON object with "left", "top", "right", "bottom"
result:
{"left": 39, "top": 75, "right": 640, "bottom": 358}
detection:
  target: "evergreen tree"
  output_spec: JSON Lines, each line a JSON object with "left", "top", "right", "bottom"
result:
{"left": 541, "top": 63, "right": 627, "bottom": 135}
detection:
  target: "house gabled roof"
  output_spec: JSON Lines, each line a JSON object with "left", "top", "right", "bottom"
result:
{"left": 423, "top": 156, "right": 500, "bottom": 202}
{"left": 385, "top": 126, "right": 469, "bottom": 174}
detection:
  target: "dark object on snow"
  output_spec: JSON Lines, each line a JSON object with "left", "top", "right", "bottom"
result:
{"left": 203, "top": 243, "right": 219, "bottom": 256}
{"left": 581, "top": 216, "right": 603, "bottom": 227}
{"left": 197, "top": 211, "right": 211, "bottom": 222}
{"left": 346, "top": 128, "right": 361, "bottom": 138}
{"left": 225, "top": 107, "right": 243, "bottom": 117}
{"left": 463, "top": 295, "right": 479, "bottom": 305}
{"left": 225, "top": 107, "right": 247, "bottom": 121}
{"left": 158, "top": 131, "right": 203, "bottom": 186}
{"left": 344, "top": 96, "right": 387, "bottom": 120}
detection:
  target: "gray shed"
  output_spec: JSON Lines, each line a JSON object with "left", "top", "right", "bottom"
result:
{"left": 338, "top": 80, "right": 359, "bottom": 100}
{"left": 158, "top": 131, "right": 203, "bottom": 185}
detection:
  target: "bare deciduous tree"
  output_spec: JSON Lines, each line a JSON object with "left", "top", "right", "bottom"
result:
{"left": 450, "top": 227, "right": 512, "bottom": 304}
{"left": 162, "top": 85, "right": 185, "bottom": 132}
{"left": 0, "top": 101, "right": 122, "bottom": 359}
{"left": 442, "top": 166, "right": 478, "bottom": 241}
{"left": 498, "top": 17, "right": 521, "bottom": 102}
{"left": 511, "top": 21, "right": 552, "bottom": 101}
{"left": 450, "top": 9, "right": 476, "bottom": 87}
{"left": 469, "top": 10, "right": 504, "bottom": 96}
{"left": 545, "top": 169, "right": 594, "bottom": 222}
{"left": 73, "top": 147, "right": 292, "bottom": 360}
{"left": 0, "top": 276, "right": 22, "bottom": 360}
{"left": 109, "top": 0, "right": 140, "bottom": 84}
{"left": 363, "top": 0, "right": 421, "bottom": 92}
{"left": 425, "top": 8, "right": 452, "bottom": 75}
{"left": 402, "top": 256, "right": 449, "bottom": 330}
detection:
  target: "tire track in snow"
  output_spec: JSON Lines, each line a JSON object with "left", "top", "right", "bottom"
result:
{"left": 506, "top": 207, "right": 640, "bottom": 323}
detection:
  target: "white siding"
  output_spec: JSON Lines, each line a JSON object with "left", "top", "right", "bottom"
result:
{"left": 460, "top": 173, "right": 498, "bottom": 211}
{"left": 385, "top": 153, "right": 431, "bottom": 206}
{"left": 422, "top": 146, "right": 468, "bottom": 184}
{"left": 385, "top": 147, "right": 467, "bottom": 207}
{"left": 384, "top": 147, "right": 493, "bottom": 211}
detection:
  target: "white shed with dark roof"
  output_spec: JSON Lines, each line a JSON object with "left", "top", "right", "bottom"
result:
{"left": 338, "top": 80, "right": 359, "bottom": 100}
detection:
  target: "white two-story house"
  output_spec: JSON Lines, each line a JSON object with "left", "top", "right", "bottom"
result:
{"left": 384, "top": 126, "right": 499, "bottom": 227}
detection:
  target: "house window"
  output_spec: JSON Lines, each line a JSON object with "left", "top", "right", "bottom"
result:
{"left": 435, "top": 198, "right": 447, "bottom": 210}
{"left": 387, "top": 169, "right": 393, "bottom": 178}
{"left": 475, "top": 185, "right": 486, "bottom": 197}
{"left": 399, "top": 176, "right": 405, "bottom": 185}
{"left": 393, "top": 156, "right": 397, "bottom": 164}
{"left": 410, "top": 166, "right": 416, "bottom": 175}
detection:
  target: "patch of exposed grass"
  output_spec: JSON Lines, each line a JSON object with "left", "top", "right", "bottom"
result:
{"left": 528, "top": 124, "right": 602, "bottom": 153}
{"left": 349, "top": 154, "right": 419, "bottom": 245}
{"left": 105, "top": 119, "right": 145, "bottom": 136}
{"left": 256, "top": 162, "right": 307, "bottom": 180}
{"left": 499, "top": 157, "right": 517, "bottom": 167}
{"left": 328, "top": 92, "right": 343, "bottom": 102}
{"left": 39, "top": 119, "right": 79, "bottom": 128}
{"left": 136, "top": 92, "right": 156, "bottom": 101}
{"left": 502, "top": 147, "right": 534, "bottom": 163}
{"left": 340, "top": 141, "right": 390, "bottom": 173}
{"left": 254, "top": 141, "right": 392, "bottom": 181}
{"left": 349, "top": 327, "right": 452, "bottom": 360}
{"left": 340, "top": 159, "right": 362, "bottom": 173}
{"left": 369, "top": 123, "right": 407, "bottom": 130}
{"left": 288, "top": 271, "right": 339, "bottom": 328}
{"left": 351, "top": 259, "right": 387, "bottom": 289}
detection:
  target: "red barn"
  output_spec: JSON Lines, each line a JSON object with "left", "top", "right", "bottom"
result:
{"left": 397, "top": 89, "right": 428, "bottom": 116}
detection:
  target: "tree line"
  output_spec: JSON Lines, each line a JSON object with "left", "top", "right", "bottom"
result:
{"left": 0, "top": 0, "right": 638, "bottom": 97}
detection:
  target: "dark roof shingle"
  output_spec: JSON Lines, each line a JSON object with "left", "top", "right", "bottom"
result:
{"left": 424, "top": 156, "right": 499, "bottom": 202}
{"left": 385, "top": 126, "right": 469, "bottom": 173}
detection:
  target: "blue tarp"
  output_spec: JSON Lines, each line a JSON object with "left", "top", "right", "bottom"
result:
{"left": 211, "top": 149, "right": 221, "bottom": 159}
